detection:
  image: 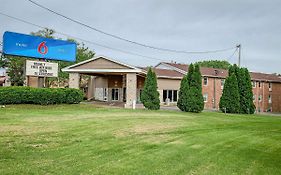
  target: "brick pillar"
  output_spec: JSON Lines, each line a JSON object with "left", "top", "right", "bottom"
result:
{"left": 69, "top": 73, "right": 80, "bottom": 89}
{"left": 125, "top": 73, "right": 137, "bottom": 109}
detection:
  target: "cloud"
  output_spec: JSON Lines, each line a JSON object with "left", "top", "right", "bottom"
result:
{"left": 0, "top": 0, "right": 280, "bottom": 73}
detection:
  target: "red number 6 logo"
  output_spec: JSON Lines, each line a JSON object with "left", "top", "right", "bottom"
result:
{"left": 38, "top": 41, "right": 48, "bottom": 55}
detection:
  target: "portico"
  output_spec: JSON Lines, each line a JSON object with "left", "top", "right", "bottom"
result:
{"left": 62, "top": 56, "right": 146, "bottom": 108}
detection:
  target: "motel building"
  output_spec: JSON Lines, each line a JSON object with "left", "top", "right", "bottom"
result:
{"left": 62, "top": 55, "right": 281, "bottom": 113}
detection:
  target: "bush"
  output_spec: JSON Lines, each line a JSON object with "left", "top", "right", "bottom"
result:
{"left": 0, "top": 87, "right": 84, "bottom": 105}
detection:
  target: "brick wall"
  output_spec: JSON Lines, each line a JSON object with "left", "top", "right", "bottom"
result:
{"left": 202, "top": 77, "right": 224, "bottom": 110}
{"left": 271, "top": 83, "right": 281, "bottom": 112}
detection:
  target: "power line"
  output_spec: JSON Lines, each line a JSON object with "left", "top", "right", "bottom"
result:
{"left": 0, "top": 12, "right": 164, "bottom": 61}
{"left": 227, "top": 47, "right": 238, "bottom": 62}
{"left": 27, "top": 0, "right": 236, "bottom": 54}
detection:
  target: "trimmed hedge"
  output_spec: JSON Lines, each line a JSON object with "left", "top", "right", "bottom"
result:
{"left": 0, "top": 87, "right": 84, "bottom": 105}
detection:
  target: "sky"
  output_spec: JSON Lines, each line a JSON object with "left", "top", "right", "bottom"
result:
{"left": 0, "top": 0, "right": 280, "bottom": 74}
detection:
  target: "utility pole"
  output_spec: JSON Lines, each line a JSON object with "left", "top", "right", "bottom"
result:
{"left": 237, "top": 44, "right": 241, "bottom": 67}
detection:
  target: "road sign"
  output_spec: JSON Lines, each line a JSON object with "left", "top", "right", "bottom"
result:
{"left": 26, "top": 60, "right": 58, "bottom": 77}
{"left": 3, "top": 31, "right": 76, "bottom": 62}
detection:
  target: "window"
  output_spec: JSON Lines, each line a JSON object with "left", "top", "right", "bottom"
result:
{"left": 163, "top": 90, "right": 178, "bottom": 102}
{"left": 258, "top": 95, "right": 262, "bottom": 102}
{"left": 252, "top": 81, "right": 256, "bottom": 88}
{"left": 269, "top": 82, "right": 272, "bottom": 91}
{"left": 163, "top": 90, "right": 167, "bottom": 102}
{"left": 221, "top": 79, "right": 225, "bottom": 89}
{"left": 258, "top": 81, "right": 261, "bottom": 88}
{"left": 203, "top": 93, "right": 208, "bottom": 102}
{"left": 253, "top": 95, "right": 256, "bottom": 101}
{"left": 268, "top": 95, "right": 272, "bottom": 103}
{"left": 111, "top": 88, "right": 119, "bottom": 101}
{"left": 173, "top": 90, "right": 178, "bottom": 102}
{"left": 203, "top": 77, "right": 208, "bottom": 86}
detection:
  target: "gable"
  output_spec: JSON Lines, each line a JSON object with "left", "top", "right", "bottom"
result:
{"left": 155, "top": 63, "right": 174, "bottom": 70}
{"left": 72, "top": 57, "right": 133, "bottom": 70}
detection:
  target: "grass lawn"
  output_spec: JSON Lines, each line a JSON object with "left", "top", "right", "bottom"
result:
{"left": 0, "top": 104, "right": 281, "bottom": 175}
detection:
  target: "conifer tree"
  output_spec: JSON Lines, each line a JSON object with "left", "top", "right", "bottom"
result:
{"left": 177, "top": 64, "right": 204, "bottom": 113}
{"left": 177, "top": 75, "right": 189, "bottom": 112}
{"left": 219, "top": 73, "right": 240, "bottom": 113}
{"left": 240, "top": 68, "right": 255, "bottom": 114}
{"left": 187, "top": 64, "right": 204, "bottom": 112}
{"left": 228, "top": 64, "right": 255, "bottom": 114}
{"left": 141, "top": 67, "right": 160, "bottom": 110}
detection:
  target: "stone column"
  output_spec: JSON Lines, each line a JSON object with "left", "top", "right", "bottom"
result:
{"left": 87, "top": 76, "right": 94, "bottom": 100}
{"left": 125, "top": 73, "right": 137, "bottom": 109}
{"left": 69, "top": 73, "right": 80, "bottom": 89}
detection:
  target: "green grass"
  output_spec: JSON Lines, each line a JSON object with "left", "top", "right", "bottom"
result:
{"left": 0, "top": 104, "right": 281, "bottom": 175}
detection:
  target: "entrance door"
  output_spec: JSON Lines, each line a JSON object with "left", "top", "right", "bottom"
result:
{"left": 111, "top": 88, "right": 119, "bottom": 101}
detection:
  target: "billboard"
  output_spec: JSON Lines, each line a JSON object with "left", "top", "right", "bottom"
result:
{"left": 3, "top": 31, "right": 76, "bottom": 62}
{"left": 26, "top": 60, "right": 58, "bottom": 77}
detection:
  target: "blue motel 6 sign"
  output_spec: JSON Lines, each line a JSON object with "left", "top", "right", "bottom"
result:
{"left": 2, "top": 31, "right": 77, "bottom": 62}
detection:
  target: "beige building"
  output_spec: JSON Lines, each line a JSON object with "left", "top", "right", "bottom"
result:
{"left": 62, "top": 55, "right": 281, "bottom": 112}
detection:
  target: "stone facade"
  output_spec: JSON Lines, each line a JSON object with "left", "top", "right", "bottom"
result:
{"left": 69, "top": 73, "right": 80, "bottom": 89}
{"left": 125, "top": 73, "right": 137, "bottom": 108}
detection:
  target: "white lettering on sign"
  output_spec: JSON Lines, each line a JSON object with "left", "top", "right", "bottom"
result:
{"left": 26, "top": 60, "right": 58, "bottom": 77}
{"left": 16, "top": 43, "right": 27, "bottom": 47}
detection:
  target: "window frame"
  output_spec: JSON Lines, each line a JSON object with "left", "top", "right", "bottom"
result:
{"left": 258, "top": 95, "right": 262, "bottom": 102}
{"left": 203, "top": 93, "right": 208, "bottom": 102}
{"left": 252, "top": 81, "right": 256, "bottom": 88}
{"left": 111, "top": 88, "right": 119, "bottom": 101}
{"left": 162, "top": 89, "right": 178, "bottom": 102}
{"left": 221, "top": 79, "right": 225, "bottom": 89}
{"left": 203, "top": 77, "right": 208, "bottom": 86}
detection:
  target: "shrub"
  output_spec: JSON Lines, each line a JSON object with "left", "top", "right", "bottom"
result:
{"left": 0, "top": 87, "right": 84, "bottom": 105}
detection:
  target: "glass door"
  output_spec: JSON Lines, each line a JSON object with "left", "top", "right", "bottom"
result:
{"left": 111, "top": 88, "right": 119, "bottom": 101}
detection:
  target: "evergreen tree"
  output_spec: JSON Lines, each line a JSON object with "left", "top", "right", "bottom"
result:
{"left": 228, "top": 64, "right": 255, "bottom": 114}
{"left": 187, "top": 64, "right": 204, "bottom": 112}
{"left": 187, "top": 63, "right": 194, "bottom": 83}
{"left": 141, "top": 67, "right": 160, "bottom": 110}
{"left": 177, "top": 64, "right": 204, "bottom": 113}
{"left": 240, "top": 68, "right": 255, "bottom": 114}
{"left": 219, "top": 73, "right": 240, "bottom": 113}
{"left": 177, "top": 75, "right": 189, "bottom": 112}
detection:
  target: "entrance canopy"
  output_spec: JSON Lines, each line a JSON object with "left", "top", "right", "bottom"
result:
{"left": 62, "top": 56, "right": 146, "bottom": 108}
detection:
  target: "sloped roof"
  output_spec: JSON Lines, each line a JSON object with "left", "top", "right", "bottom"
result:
{"left": 160, "top": 62, "right": 281, "bottom": 82}
{"left": 250, "top": 72, "right": 281, "bottom": 82}
{"left": 62, "top": 55, "right": 143, "bottom": 73}
{"left": 139, "top": 67, "right": 184, "bottom": 79}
